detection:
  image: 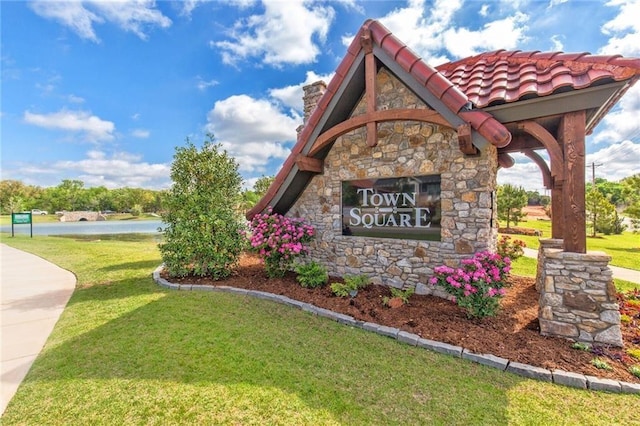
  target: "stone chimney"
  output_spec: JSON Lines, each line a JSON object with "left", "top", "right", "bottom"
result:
{"left": 302, "top": 81, "right": 327, "bottom": 124}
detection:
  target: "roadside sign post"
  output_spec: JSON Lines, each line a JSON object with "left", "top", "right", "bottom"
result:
{"left": 11, "top": 212, "right": 33, "bottom": 238}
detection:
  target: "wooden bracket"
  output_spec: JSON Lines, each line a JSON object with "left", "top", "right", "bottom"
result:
{"left": 457, "top": 123, "right": 477, "bottom": 155}
{"left": 295, "top": 155, "right": 323, "bottom": 173}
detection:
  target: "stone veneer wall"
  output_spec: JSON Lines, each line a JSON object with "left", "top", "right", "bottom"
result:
{"left": 537, "top": 246, "right": 622, "bottom": 347}
{"left": 288, "top": 69, "right": 499, "bottom": 296}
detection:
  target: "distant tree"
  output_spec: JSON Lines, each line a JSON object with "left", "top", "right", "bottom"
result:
{"left": 585, "top": 188, "right": 617, "bottom": 237}
{"left": 0, "top": 180, "right": 27, "bottom": 213}
{"left": 253, "top": 175, "right": 275, "bottom": 198}
{"left": 497, "top": 184, "right": 528, "bottom": 229}
{"left": 159, "top": 135, "right": 245, "bottom": 279}
{"left": 622, "top": 174, "right": 640, "bottom": 219}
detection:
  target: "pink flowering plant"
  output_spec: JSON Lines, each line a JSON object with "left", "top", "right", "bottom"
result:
{"left": 429, "top": 251, "right": 512, "bottom": 318}
{"left": 248, "top": 208, "right": 316, "bottom": 278}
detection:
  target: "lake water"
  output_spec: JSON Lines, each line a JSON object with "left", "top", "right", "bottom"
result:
{"left": 2, "top": 219, "right": 164, "bottom": 236}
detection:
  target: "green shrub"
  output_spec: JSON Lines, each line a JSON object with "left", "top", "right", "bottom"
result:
{"left": 590, "top": 357, "right": 613, "bottom": 371}
{"left": 383, "top": 287, "right": 415, "bottom": 306}
{"left": 570, "top": 342, "right": 590, "bottom": 351}
{"left": 331, "top": 274, "right": 370, "bottom": 297}
{"left": 159, "top": 135, "right": 245, "bottom": 279}
{"left": 629, "top": 365, "right": 640, "bottom": 379}
{"left": 295, "top": 261, "right": 328, "bottom": 288}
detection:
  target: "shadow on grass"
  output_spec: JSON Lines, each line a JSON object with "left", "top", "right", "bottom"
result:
{"left": 98, "top": 259, "right": 163, "bottom": 273}
{"left": 13, "top": 285, "right": 522, "bottom": 424}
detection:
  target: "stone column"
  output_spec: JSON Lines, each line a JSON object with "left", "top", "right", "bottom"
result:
{"left": 538, "top": 249, "right": 622, "bottom": 347}
{"left": 535, "top": 238, "right": 563, "bottom": 292}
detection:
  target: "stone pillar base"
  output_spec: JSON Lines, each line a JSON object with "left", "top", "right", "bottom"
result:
{"left": 535, "top": 238, "right": 563, "bottom": 292}
{"left": 538, "top": 249, "right": 622, "bottom": 347}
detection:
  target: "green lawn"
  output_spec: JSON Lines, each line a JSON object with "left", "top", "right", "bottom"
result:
{"left": 1, "top": 234, "right": 638, "bottom": 425}
{"left": 501, "top": 218, "right": 640, "bottom": 271}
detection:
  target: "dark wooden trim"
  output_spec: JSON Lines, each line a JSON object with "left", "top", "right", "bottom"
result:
{"left": 457, "top": 123, "right": 477, "bottom": 155}
{"left": 365, "top": 43, "right": 377, "bottom": 147}
{"left": 498, "top": 153, "right": 515, "bottom": 168}
{"left": 498, "top": 134, "right": 544, "bottom": 153}
{"left": 551, "top": 183, "right": 563, "bottom": 239}
{"left": 519, "top": 121, "right": 564, "bottom": 180}
{"left": 560, "top": 111, "right": 587, "bottom": 253}
{"left": 295, "top": 155, "right": 323, "bottom": 173}
{"left": 308, "top": 109, "right": 451, "bottom": 156}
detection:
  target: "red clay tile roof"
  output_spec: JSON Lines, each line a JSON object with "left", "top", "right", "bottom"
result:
{"left": 436, "top": 50, "right": 640, "bottom": 108}
{"left": 246, "top": 20, "right": 640, "bottom": 220}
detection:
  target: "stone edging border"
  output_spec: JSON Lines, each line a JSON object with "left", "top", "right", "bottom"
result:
{"left": 152, "top": 265, "right": 640, "bottom": 395}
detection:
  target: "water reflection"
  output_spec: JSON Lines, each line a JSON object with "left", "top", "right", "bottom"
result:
{"left": 1, "top": 220, "right": 164, "bottom": 236}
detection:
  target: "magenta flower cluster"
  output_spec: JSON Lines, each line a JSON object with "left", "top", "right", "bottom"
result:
{"left": 248, "top": 208, "right": 315, "bottom": 278}
{"left": 429, "top": 251, "right": 512, "bottom": 318}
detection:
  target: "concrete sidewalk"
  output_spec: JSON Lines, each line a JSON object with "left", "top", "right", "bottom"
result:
{"left": 523, "top": 247, "right": 640, "bottom": 284}
{"left": 0, "top": 243, "right": 76, "bottom": 415}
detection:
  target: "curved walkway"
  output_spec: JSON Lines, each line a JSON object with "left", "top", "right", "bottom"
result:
{"left": 0, "top": 244, "right": 76, "bottom": 415}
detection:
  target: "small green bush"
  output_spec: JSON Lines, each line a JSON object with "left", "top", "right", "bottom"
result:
{"left": 629, "top": 365, "right": 640, "bottom": 379}
{"left": 383, "top": 287, "right": 415, "bottom": 306}
{"left": 295, "top": 261, "right": 328, "bottom": 288}
{"left": 570, "top": 342, "right": 590, "bottom": 351}
{"left": 331, "top": 274, "right": 370, "bottom": 297}
{"left": 590, "top": 357, "right": 613, "bottom": 371}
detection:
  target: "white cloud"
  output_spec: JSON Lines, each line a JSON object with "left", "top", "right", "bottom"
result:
{"left": 132, "top": 129, "right": 150, "bottom": 138}
{"left": 58, "top": 150, "right": 169, "bottom": 188}
{"left": 497, "top": 153, "right": 546, "bottom": 192}
{"left": 213, "top": 0, "right": 335, "bottom": 66}
{"left": 372, "top": 0, "right": 528, "bottom": 65}
{"left": 23, "top": 109, "right": 115, "bottom": 142}
{"left": 67, "top": 94, "right": 86, "bottom": 104}
{"left": 205, "top": 94, "right": 300, "bottom": 173}
{"left": 586, "top": 140, "right": 640, "bottom": 182}
{"left": 29, "top": 0, "right": 171, "bottom": 42}
{"left": 196, "top": 76, "right": 219, "bottom": 91}
{"left": 442, "top": 12, "right": 528, "bottom": 58}
{"left": 12, "top": 150, "right": 171, "bottom": 189}
{"left": 592, "top": 84, "right": 640, "bottom": 145}
{"left": 599, "top": 0, "right": 640, "bottom": 57}
{"left": 269, "top": 71, "right": 335, "bottom": 111}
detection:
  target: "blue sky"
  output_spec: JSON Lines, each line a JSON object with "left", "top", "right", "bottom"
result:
{"left": 2, "top": 0, "right": 639, "bottom": 193}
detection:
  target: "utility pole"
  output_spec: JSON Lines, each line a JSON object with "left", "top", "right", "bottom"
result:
{"left": 590, "top": 162, "right": 603, "bottom": 186}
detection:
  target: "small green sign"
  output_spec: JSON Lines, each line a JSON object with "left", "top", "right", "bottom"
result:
{"left": 12, "top": 212, "right": 32, "bottom": 224}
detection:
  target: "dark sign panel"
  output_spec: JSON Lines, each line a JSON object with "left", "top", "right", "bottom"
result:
{"left": 341, "top": 175, "right": 441, "bottom": 241}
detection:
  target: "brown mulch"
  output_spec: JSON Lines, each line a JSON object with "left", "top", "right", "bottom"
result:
{"left": 163, "top": 252, "right": 640, "bottom": 384}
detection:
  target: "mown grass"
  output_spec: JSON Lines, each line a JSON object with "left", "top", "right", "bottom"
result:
{"left": 1, "top": 234, "right": 639, "bottom": 425}
{"left": 501, "top": 218, "right": 640, "bottom": 271}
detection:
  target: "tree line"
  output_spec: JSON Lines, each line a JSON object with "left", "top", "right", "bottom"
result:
{"left": 0, "top": 175, "right": 276, "bottom": 216}
{"left": 497, "top": 174, "right": 640, "bottom": 235}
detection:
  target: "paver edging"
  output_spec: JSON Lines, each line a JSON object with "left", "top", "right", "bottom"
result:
{"left": 152, "top": 265, "right": 640, "bottom": 395}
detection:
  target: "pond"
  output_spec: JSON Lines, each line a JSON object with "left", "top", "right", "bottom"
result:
{"left": 1, "top": 219, "right": 164, "bottom": 236}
